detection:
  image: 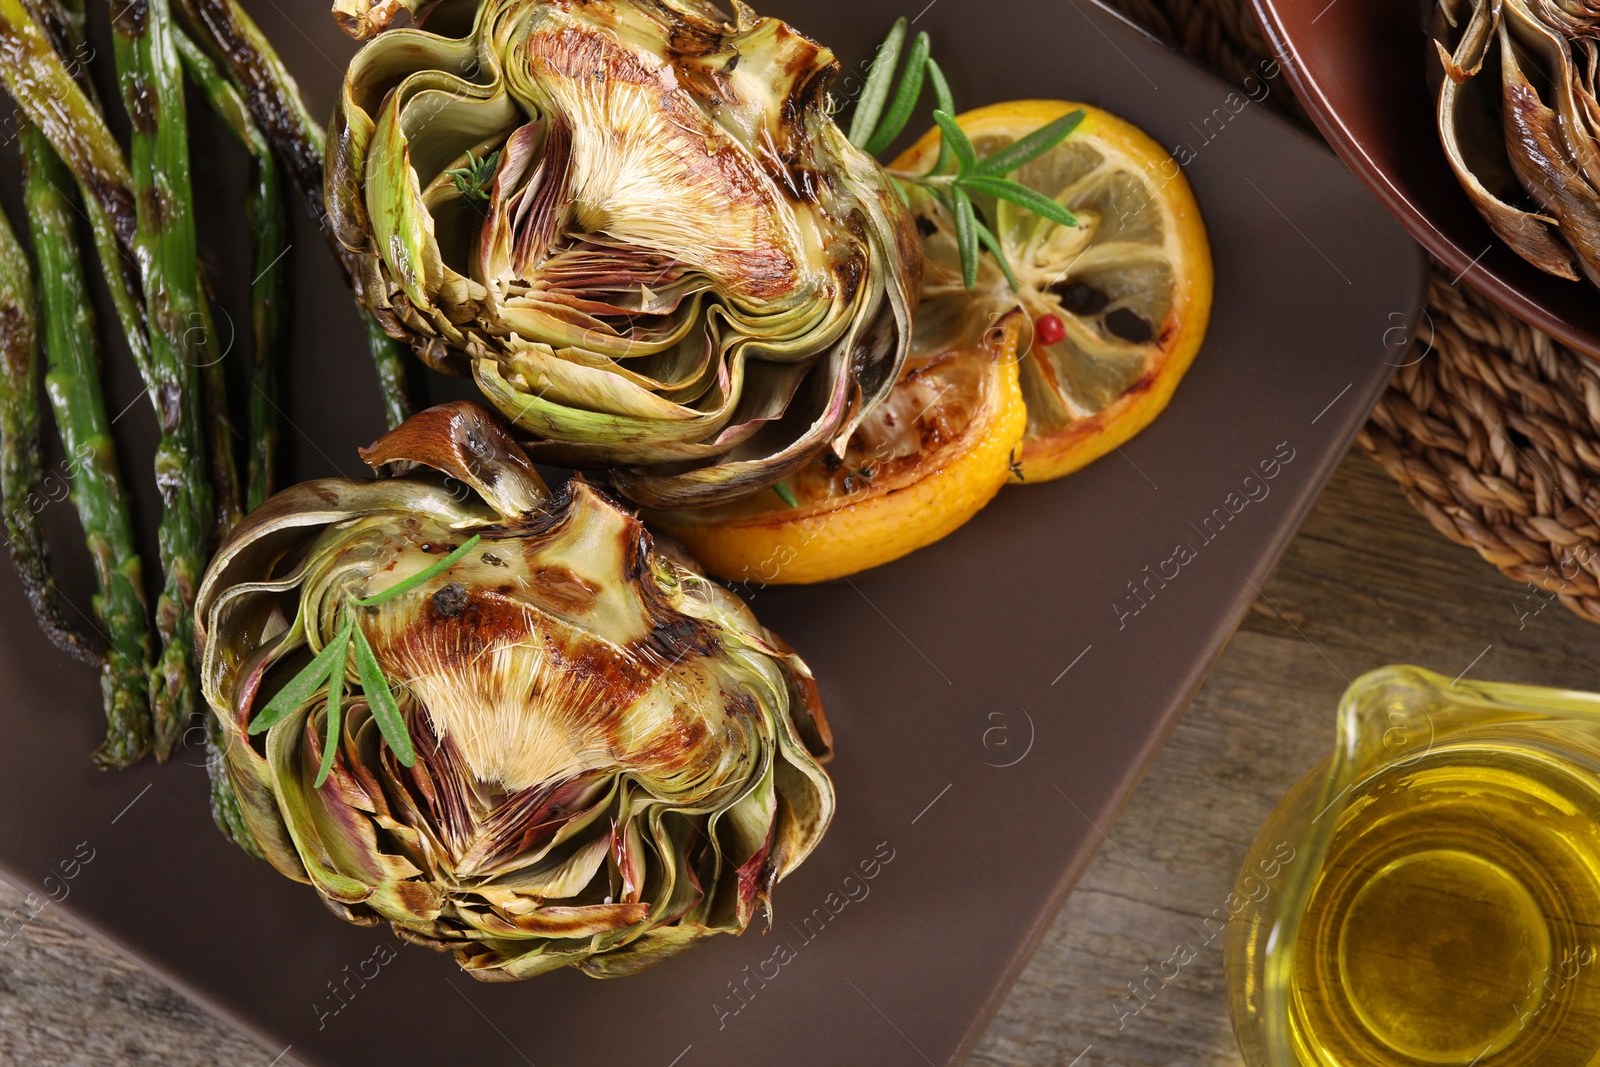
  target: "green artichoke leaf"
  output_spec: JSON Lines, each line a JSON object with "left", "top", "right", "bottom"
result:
{"left": 457, "top": 899, "right": 652, "bottom": 940}
{"left": 264, "top": 707, "right": 384, "bottom": 906}
{"left": 609, "top": 324, "right": 860, "bottom": 508}
{"left": 367, "top": 94, "right": 439, "bottom": 309}
{"left": 576, "top": 922, "right": 714, "bottom": 978}
{"left": 479, "top": 833, "right": 610, "bottom": 900}
{"left": 461, "top": 938, "right": 597, "bottom": 980}
{"left": 709, "top": 747, "right": 779, "bottom": 928}
{"left": 328, "top": 24, "right": 485, "bottom": 254}
{"left": 525, "top": 334, "right": 721, "bottom": 406}
{"left": 495, "top": 286, "right": 711, "bottom": 359}
{"left": 220, "top": 717, "right": 312, "bottom": 885}
{"left": 462, "top": 777, "right": 619, "bottom": 880}
{"left": 502, "top": 344, "right": 704, "bottom": 421}
{"left": 471, "top": 357, "right": 745, "bottom": 453}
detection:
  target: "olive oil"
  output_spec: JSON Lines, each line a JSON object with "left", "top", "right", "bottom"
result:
{"left": 1289, "top": 741, "right": 1600, "bottom": 1066}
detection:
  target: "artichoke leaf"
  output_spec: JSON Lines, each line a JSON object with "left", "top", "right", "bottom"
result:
{"left": 497, "top": 285, "right": 710, "bottom": 357}
{"left": 473, "top": 357, "right": 749, "bottom": 454}
{"left": 612, "top": 810, "right": 650, "bottom": 906}
{"left": 706, "top": 748, "right": 779, "bottom": 927}
{"left": 1429, "top": 0, "right": 1600, "bottom": 281}
{"left": 461, "top": 938, "right": 598, "bottom": 980}
{"left": 357, "top": 400, "right": 547, "bottom": 518}
{"left": 640, "top": 808, "right": 704, "bottom": 926}
{"left": 223, "top": 730, "right": 312, "bottom": 885}
{"left": 503, "top": 344, "right": 705, "bottom": 420}
{"left": 367, "top": 93, "right": 442, "bottom": 310}
{"left": 397, "top": 84, "right": 520, "bottom": 188}
{"left": 461, "top": 777, "right": 621, "bottom": 881}
{"left": 478, "top": 833, "right": 611, "bottom": 903}
{"left": 461, "top": 900, "right": 651, "bottom": 940}
{"left": 476, "top": 121, "right": 548, "bottom": 291}
{"left": 575, "top": 923, "right": 714, "bottom": 977}
{"left": 331, "top": 26, "right": 488, "bottom": 253}
{"left": 329, "top": 98, "right": 379, "bottom": 257}
{"left": 609, "top": 312, "right": 861, "bottom": 508}
{"left": 509, "top": 332, "right": 722, "bottom": 407}
{"left": 341, "top": 25, "right": 487, "bottom": 118}
{"left": 333, "top": 0, "right": 441, "bottom": 40}
{"left": 354, "top": 714, "right": 465, "bottom": 881}
{"left": 1501, "top": 0, "right": 1600, "bottom": 188}
{"left": 305, "top": 705, "right": 434, "bottom": 896}
{"left": 1499, "top": 22, "right": 1600, "bottom": 285}
{"left": 265, "top": 707, "right": 384, "bottom": 905}
{"left": 1439, "top": 59, "right": 1579, "bottom": 274}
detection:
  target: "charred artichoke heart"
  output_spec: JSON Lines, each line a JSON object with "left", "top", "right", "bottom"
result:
{"left": 327, "top": 0, "right": 921, "bottom": 508}
{"left": 194, "top": 401, "right": 835, "bottom": 980}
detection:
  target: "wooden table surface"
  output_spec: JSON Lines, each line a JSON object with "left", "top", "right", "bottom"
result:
{"left": 5, "top": 447, "right": 1596, "bottom": 1066}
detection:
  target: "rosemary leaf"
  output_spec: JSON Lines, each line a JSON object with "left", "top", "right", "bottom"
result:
{"left": 925, "top": 57, "right": 955, "bottom": 174}
{"left": 774, "top": 481, "right": 799, "bottom": 508}
{"left": 971, "top": 110, "right": 1085, "bottom": 178}
{"left": 313, "top": 613, "right": 351, "bottom": 787}
{"left": 248, "top": 625, "right": 348, "bottom": 735}
{"left": 933, "top": 109, "right": 977, "bottom": 175}
{"left": 973, "top": 215, "right": 1020, "bottom": 292}
{"left": 351, "top": 619, "right": 415, "bottom": 767}
{"left": 353, "top": 533, "right": 481, "bottom": 607}
{"left": 959, "top": 175, "right": 1079, "bottom": 228}
{"left": 953, "top": 187, "right": 979, "bottom": 290}
{"left": 849, "top": 17, "right": 907, "bottom": 148}
{"left": 864, "top": 30, "right": 930, "bottom": 156}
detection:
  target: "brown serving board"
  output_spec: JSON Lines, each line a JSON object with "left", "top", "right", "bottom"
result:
{"left": 0, "top": 1, "right": 1422, "bottom": 1064}
{"left": 1252, "top": 0, "right": 1600, "bottom": 361}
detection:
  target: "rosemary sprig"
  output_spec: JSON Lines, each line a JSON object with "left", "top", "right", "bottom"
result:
{"left": 926, "top": 56, "right": 955, "bottom": 174}
{"left": 846, "top": 17, "right": 906, "bottom": 148}
{"left": 350, "top": 619, "right": 410, "bottom": 771}
{"left": 315, "top": 613, "right": 347, "bottom": 786}
{"left": 848, "top": 21, "right": 1086, "bottom": 291}
{"left": 862, "top": 27, "right": 929, "bottom": 156}
{"left": 246, "top": 621, "right": 350, "bottom": 735}
{"left": 351, "top": 534, "right": 481, "bottom": 607}
{"left": 445, "top": 149, "right": 500, "bottom": 205}
{"left": 247, "top": 533, "right": 481, "bottom": 783}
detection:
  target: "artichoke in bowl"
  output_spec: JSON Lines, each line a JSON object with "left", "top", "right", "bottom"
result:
{"left": 1432, "top": 0, "right": 1600, "bottom": 285}
{"left": 327, "top": 0, "right": 921, "bottom": 508}
{"left": 194, "top": 401, "right": 835, "bottom": 979}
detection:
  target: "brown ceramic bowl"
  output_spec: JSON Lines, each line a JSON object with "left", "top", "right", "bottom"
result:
{"left": 1251, "top": 0, "right": 1600, "bottom": 360}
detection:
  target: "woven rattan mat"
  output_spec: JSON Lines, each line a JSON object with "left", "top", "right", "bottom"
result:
{"left": 1105, "top": 0, "right": 1600, "bottom": 625}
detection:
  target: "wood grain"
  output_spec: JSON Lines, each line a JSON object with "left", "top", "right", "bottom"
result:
{"left": 5, "top": 450, "right": 1598, "bottom": 1066}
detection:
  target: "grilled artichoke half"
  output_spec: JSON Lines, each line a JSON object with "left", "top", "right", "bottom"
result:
{"left": 1432, "top": 0, "right": 1600, "bottom": 284}
{"left": 327, "top": 0, "right": 921, "bottom": 509}
{"left": 194, "top": 402, "right": 835, "bottom": 980}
